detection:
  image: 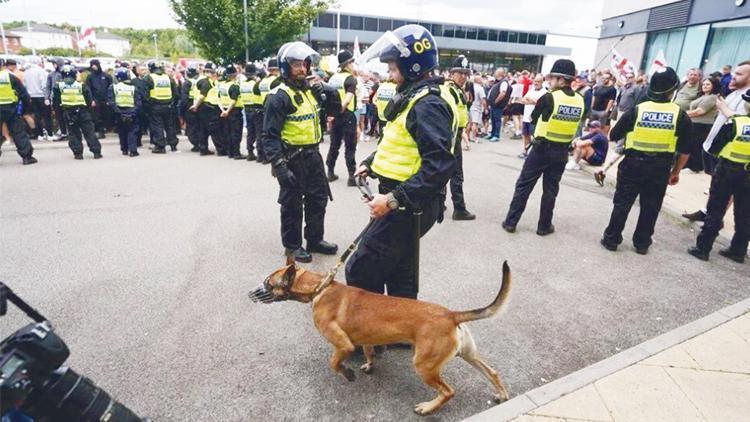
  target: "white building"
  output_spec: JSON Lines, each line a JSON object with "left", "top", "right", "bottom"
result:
{"left": 9, "top": 23, "right": 73, "bottom": 50}
{"left": 95, "top": 32, "right": 131, "bottom": 57}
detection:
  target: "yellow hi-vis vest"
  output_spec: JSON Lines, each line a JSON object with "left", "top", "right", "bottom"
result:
{"left": 444, "top": 81, "right": 469, "bottom": 129}
{"left": 534, "top": 89, "right": 584, "bottom": 143}
{"left": 204, "top": 79, "right": 220, "bottom": 106}
{"left": 273, "top": 83, "right": 320, "bottom": 146}
{"left": 0, "top": 70, "right": 18, "bottom": 105}
{"left": 114, "top": 82, "right": 135, "bottom": 108}
{"left": 258, "top": 75, "right": 279, "bottom": 105}
{"left": 240, "top": 79, "right": 260, "bottom": 106}
{"left": 149, "top": 73, "right": 172, "bottom": 101}
{"left": 625, "top": 101, "right": 680, "bottom": 153}
{"left": 188, "top": 77, "right": 202, "bottom": 100}
{"left": 329, "top": 71, "right": 356, "bottom": 113}
{"left": 375, "top": 81, "right": 397, "bottom": 122}
{"left": 371, "top": 85, "right": 459, "bottom": 182}
{"left": 219, "top": 80, "right": 242, "bottom": 108}
{"left": 58, "top": 81, "right": 86, "bottom": 107}
{"left": 719, "top": 115, "right": 750, "bottom": 164}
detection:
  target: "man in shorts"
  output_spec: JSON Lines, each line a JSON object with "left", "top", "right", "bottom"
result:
{"left": 566, "top": 120, "right": 608, "bottom": 170}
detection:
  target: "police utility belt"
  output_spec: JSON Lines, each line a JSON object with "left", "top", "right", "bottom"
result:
{"left": 282, "top": 142, "right": 319, "bottom": 161}
{"left": 719, "top": 157, "right": 750, "bottom": 172}
{"left": 624, "top": 149, "right": 674, "bottom": 163}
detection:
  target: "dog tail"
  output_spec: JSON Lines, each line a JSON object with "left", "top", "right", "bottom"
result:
{"left": 452, "top": 261, "right": 511, "bottom": 325}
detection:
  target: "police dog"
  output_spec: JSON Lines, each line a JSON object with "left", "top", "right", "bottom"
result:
{"left": 249, "top": 259, "right": 512, "bottom": 415}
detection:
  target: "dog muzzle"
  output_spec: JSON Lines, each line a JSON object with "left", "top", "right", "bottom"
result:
{"left": 248, "top": 277, "right": 287, "bottom": 304}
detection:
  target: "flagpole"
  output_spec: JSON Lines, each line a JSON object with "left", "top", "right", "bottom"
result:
{"left": 594, "top": 35, "right": 625, "bottom": 69}
{"left": 75, "top": 27, "right": 82, "bottom": 57}
{"left": 27, "top": 21, "right": 36, "bottom": 56}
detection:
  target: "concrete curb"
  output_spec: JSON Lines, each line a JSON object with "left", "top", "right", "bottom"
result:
{"left": 463, "top": 297, "right": 750, "bottom": 422}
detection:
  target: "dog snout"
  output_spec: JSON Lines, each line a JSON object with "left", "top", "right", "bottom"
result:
{"left": 248, "top": 286, "right": 275, "bottom": 304}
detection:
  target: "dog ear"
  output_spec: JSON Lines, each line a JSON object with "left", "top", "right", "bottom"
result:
{"left": 285, "top": 253, "right": 295, "bottom": 266}
{"left": 281, "top": 264, "right": 296, "bottom": 287}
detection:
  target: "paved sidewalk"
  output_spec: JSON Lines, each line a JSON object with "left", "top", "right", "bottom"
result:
{"left": 511, "top": 310, "right": 750, "bottom": 422}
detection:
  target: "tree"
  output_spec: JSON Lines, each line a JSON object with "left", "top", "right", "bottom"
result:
{"left": 170, "top": 0, "right": 328, "bottom": 63}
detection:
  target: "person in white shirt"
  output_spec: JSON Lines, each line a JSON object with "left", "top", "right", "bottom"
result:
{"left": 24, "top": 57, "right": 54, "bottom": 141}
{"left": 518, "top": 74, "right": 546, "bottom": 158}
{"left": 468, "top": 74, "right": 486, "bottom": 142}
{"left": 509, "top": 75, "right": 525, "bottom": 139}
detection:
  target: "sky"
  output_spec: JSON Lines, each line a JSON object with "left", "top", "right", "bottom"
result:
{"left": 1, "top": 0, "right": 605, "bottom": 37}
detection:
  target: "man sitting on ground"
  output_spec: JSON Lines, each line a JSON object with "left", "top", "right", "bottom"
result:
{"left": 566, "top": 120, "right": 608, "bottom": 170}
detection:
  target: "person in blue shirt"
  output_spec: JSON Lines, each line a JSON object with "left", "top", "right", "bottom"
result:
{"left": 720, "top": 65, "right": 733, "bottom": 97}
{"left": 566, "top": 120, "right": 609, "bottom": 170}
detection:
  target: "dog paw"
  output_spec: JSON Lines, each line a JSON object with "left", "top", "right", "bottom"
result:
{"left": 494, "top": 393, "right": 509, "bottom": 403}
{"left": 342, "top": 367, "right": 356, "bottom": 382}
{"left": 360, "top": 363, "right": 373, "bottom": 374}
{"left": 413, "top": 402, "right": 436, "bottom": 416}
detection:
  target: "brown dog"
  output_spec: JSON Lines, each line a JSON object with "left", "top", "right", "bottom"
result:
{"left": 249, "top": 260, "right": 512, "bottom": 415}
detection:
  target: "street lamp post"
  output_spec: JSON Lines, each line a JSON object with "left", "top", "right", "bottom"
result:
{"left": 243, "top": 0, "right": 249, "bottom": 63}
{"left": 333, "top": 3, "right": 341, "bottom": 53}
{"left": 152, "top": 33, "right": 158, "bottom": 59}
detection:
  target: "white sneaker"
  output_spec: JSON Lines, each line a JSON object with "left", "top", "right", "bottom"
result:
{"left": 565, "top": 161, "right": 580, "bottom": 171}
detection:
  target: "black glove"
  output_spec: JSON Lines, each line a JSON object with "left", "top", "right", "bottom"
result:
{"left": 272, "top": 160, "right": 297, "bottom": 188}
{"left": 311, "top": 82, "right": 324, "bottom": 99}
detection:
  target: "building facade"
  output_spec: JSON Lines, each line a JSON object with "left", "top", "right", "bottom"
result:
{"left": 1, "top": 32, "right": 23, "bottom": 54}
{"left": 9, "top": 23, "right": 74, "bottom": 50}
{"left": 96, "top": 32, "right": 131, "bottom": 57}
{"left": 304, "top": 11, "right": 573, "bottom": 73}
{"left": 596, "top": 0, "right": 750, "bottom": 76}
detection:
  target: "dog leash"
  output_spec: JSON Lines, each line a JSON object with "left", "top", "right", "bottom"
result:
{"left": 314, "top": 176, "right": 375, "bottom": 295}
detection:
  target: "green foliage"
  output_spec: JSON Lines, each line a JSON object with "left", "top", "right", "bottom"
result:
{"left": 170, "top": 0, "right": 329, "bottom": 62}
{"left": 18, "top": 47, "right": 106, "bottom": 57}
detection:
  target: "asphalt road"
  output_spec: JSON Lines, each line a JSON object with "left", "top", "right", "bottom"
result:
{"left": 1, "top": 135, "right": 748, "bottom": 421}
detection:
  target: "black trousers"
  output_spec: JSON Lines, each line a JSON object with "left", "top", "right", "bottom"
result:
{"left": 326, "top": 111, "right": 357, "bottom": 175}
{"left": 254, "top": 110, "right": 267, "bottom": 161}
{"left": 696, "top": 159, "right": 750, "bottom": 256}
{"left": 450, "top": 128, "right": 467, "bottom": 211}
{"left": 504, "top": 141, "right": 567, "bottom": 230}
{"left": 199, "top": 105, "right": 225, "bottom": 154}
{"left": 277, "top": 147, "right": 329, "bottom": 250}
{"left": 30, "top": 97, "right": 53, "bottom": 137}
{"left": 222, "top": 109, "right": 244, "bottom": 157}
{"left": 64, "top": 107, "right": 101, "bottom": 155}
{"left": 116, "top": 114, "right": 139, "bottom": 153}
{"left": 244, "top": 106, "right": 262, "bottom": 155}
{"left": 686, "top": 123, "right": 712, "bottom": 172}
{"left": 603, "top": 155, "right": 672, "bottom": 249}
{"left": 149, "top": 103, "right": 177, "bottom": 149}
{"left": 53, "top": 104, "right": 67, "bottom": 135}
{"left": 91, "top": 101, "right": 112, "bottom": 134}
{"left": 345, "top": 189, "right": 440, "bottom": 299}
{"left": 0, "top": 104, "right": 34, "bottom": 158}
{"left": 184, "top": 107, "right": 203, "bottom": 148}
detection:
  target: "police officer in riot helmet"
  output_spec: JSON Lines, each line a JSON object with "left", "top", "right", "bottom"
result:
{"left": 263, "top": 42, "right": 338, "bottom": 263}
{"left": 143, "top": 60, "right": 179, "bottom": 153}
{"left": 346, "top": 24, "right": 459, "bottom": 299}
{"left": 52, "top": 64, "right": 103, "bottom": 159}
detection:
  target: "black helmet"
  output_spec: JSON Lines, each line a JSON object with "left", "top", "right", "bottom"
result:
{"left": 147, "top": 61, "right": 157, "bottom": 73}
{"left": 267, "top": 58, "right": 278, "bottom": 70}
{"left": 245, "top": 63, "right": 257, "bottom": 76}
{"left": 204, "top": 62, "right": 216, "bottom": 74}
{"left": 277, "top": 42, "right": 320, "bottom": 80}
{"left": 549, "top": 59, "right": 576, "bottom": 80}
{"left": 61, "top": 64, "right": 77, "bottom": 80}
{"left": 648, "top": 66, "right": 680, "bottom": 97}
{"left": 337, "top": 50, "right": 354, "bottom": 69}
{"left": 186, "top": 65, "right": 198, "bottom": 78}
{"left": 450, "top": 55, "right": 470, "bottom": 74}
{"left": 223, "top": 63, "right": 237, "bottom": 76}
{"left": 358, "top": 24, "right": 438, "bottom": 82}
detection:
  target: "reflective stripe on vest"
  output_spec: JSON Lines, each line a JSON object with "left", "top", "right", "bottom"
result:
{"left": 188, "top": 77, "right": 202, "bottom": 100}
{"left": 204, "top": 79, "right": 220, "bottom": 106}
{"left": 58, "top": 81, "right": 86, "bottom": 106}
{"left": 258, "top": 75, "right": 279, "bottom": 105}
{"left": 114, "top": 82, "right": 135, "bottom": 108}
{"left": 329, "top": 71, "right": 355, "bottom": 113}
{"left": 240, "top": 79, "right": 260, "bottom": 106}
{"left": 445, "top": 81, "right": 469, "bottom": 129}
{"left": 375, "top": 81, "right": 397, "bottom": 122}
{"left": 719, "top": 115, "right": 750, "bottom": 164}
{"left": 219, "top": 80, "right": 242, "bottom": 108}
{"left": 274, "top": 83, "right": 320, "bottom": 146}
{"left": 371, "top": 85, "right": 459, "bottom": 182}
{"left": 150, "top": 74, "right": 172, "bottom": 101}
{"left": 533, "top": 89, "right": 584, "bottom": 143}
{"left": 625, "top": 101, "right": 680, "bottom": 153}
{"left": 0, "top": 70, "right": 18, "bottom": 105}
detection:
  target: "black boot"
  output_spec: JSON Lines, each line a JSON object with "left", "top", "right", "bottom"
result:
{"left": 536, "top": 225, "right": 555, "bottom": 236}
{"left": 682, "top": 210, "right": 706, "bottom": 222}
{"left": 170, "top": 145, "right": 178, "bottom": 152}
{"left": 452, "top": 209, "right": 476, "bottom": 221}
{"left": 22, "top": 156, "right": 38, "bottom": 165}
{"left": 200, "top": 150, "right": 215, "bottom": 156}
{"left": 286, "top": 247, "right": 312, "bottom": 263}
{"left": 327, "top": 170, "right": 339, "bottom": 182}
{"left": 190, "top": 146, "right": 200, "bottom": 152}
{"left": 129, "top": 151, "right": 140, "bottom": 157}
{"left": 152, "top": 147, "right": 166, "bottom": 154}
{"left": 718, "top": 248, "right": 745, "bottom": 264}
{"left": 233, "top": 154, "right": 247, "bottom": 160}
{"left": 74, "top": 153, "right": 83, "bottom": 160}
{"left": 347, "top": 175, "right": 356, "bottom": 186}
{"left": 93, "top": 152, "right": 103, "bottom": 159}
{"left": 307, "top": 240, "right": 339, "bottom": 255}
{"left": 687, "top": 246, "right": 709, "bottom": 261}
{"left": 247, "top": 151, "right": 257, "bottom": 161}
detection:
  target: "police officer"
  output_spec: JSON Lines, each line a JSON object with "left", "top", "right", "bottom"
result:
{"left": 263, "top": 42, "right": 338, "bottom": 263}
{"left": 373, "top": 77, "right": 396, "bottom": 139}
{"left": 601, "top": 67, "right": 692, "bottom": 254}
{"left": 53, "top": 65, "right": 102, "bottom": 160}
{"left": 108, "top": 67, "right": 142, "bottom": 157}
{"left": 0, "top": 58, "right": 37, "bottom": 165}
{"left": 190, "top": 62, "right": 221, "bottom": 156}
{"left": 181, "top": 65, "right": 203, "bottom": 152}
{"left": 326, "top": 50, "right": 359, "bottom": 185}
{"left": 131, "top": 64, "right": 149, "bottom": 147}
{"left": 144, "top": 61, "right": 179, "bottom": 153}
{"left": 346, "top": 24, "right": 458, "bottom": 299}
{"left": 256, "top": 59, "right": 281, "bottom": 164}
{"left": 218, "top": 63, "right": 245, "bottom": 159}
{"left": 502, "top": 59, "right": 585, "bottom": 235}
{"left": 688, "top": 89, "right": 750, "bottom": 263}
{"left": 240, "top": 64, "right": 262, "bottom": 161}
{"left": 445, "top": 55, "right": 476, "bottom": 221}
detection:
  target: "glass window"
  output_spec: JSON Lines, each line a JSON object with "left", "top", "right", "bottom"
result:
{"left": 455, "top": 26, "right": 466, "bottom": 38}
{"left": 393, "top": 20, "right": 406, "bottom": 28}
{"left": 528, "top": 33, "right": 537, "bottom": 44}
{"left": 677, "top": 24, "right": 709, "bottom": 76}
{"left": 642, "top": 28, "right": 686, "bottom": 74}
{"left": 499, "top": 31, "right": 508, "bottom": 42}
{"left": 443, "top": 25, "right": 455, "bottom": 37}
{"left": 349, "top": 16, "right": 363, "bottom": 30}
{"left": 508, "top": 32, "right": 518, "bottom": 43}
{"left": 702, "top": 18, "right": 750, "bottom": 74}
{"left": 339, "top": 15, "right": 348, "bottom": 29}
{"left": 488, "top": 29, "right": 498, "bottom": 41}
{"left": 365, "top": 17, "right": 378, "bottom": 31}
{"left": 318, "top": 13, "right": 334, "bottom": 28}
{"left": 466, "top": 27, "right": 477, "bottom": 40}
{"left": 538, "top": 34, "right": 546, "bottom": 44}
{"left": 432, "top": 24, "right": 442, "bottom": 35}
{"left": 378, "top": 19, "right": 392, "bottom": 32}
{"left": 518, "top": 33, "right": 528, "bottom": 44}
{"left": 477, "top": 28, "right": 488, "bottom": 41}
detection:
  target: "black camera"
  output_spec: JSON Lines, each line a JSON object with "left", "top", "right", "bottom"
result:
{"left": 0, "top": 283, "right": 148, "bottom": 422}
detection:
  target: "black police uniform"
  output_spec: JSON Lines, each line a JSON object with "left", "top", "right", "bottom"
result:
{"left": 197, "top": 77, "right": 226, "bottom": 155}
{"left": 445, "top": 76, "right": 474, "bottom": 219}
{"left": 53, "top": 80, "right": 102, "bottom": 158}
{"left": 254, "top": 75, "right": 281, "bottom": 163}
{"left": 130, "top": 75, "right": 149, "bottom": 146}
{"left": 107, "top": 80, "right": 142, "bottom": 155}
{"left": 326, "top": 68, "right": 358, "bottom": 182}
{"left": 0, "top": 69, "right": 36, "bottom": 164}
{"left": 180, "top": 77, "right": 204, "bottom": 151}
{"left": 602, "top": 98, "right": 692, "bottom": 251}
{"left": 143, "top": 71, "right": 179, "bottom": 152}
{"left": 345, "top": 77, "right": 456, "bottom": 299}
{"left": 219, "top": 78, "right": 244, "bottom": 159}
{"left": 241, "top": 75, "right": 261, "bottom": 160}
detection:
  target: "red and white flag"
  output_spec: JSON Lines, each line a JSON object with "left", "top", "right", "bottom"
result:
{"left": 648, "top": 50, "right": 668, "bottom": 76}
{"left": 353, "top": 36, "right": 361, "bottom": 60}
{"left": 610, "top": 49, "right": 636, "bottom": 82}
{"left": 79, "top": 27, "right": 97, "bottom": 49}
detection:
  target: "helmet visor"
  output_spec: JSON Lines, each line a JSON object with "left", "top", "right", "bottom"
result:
{"left": 279, "top": 42, "right": 321, "bottom": 67}
{"left": 355, "top": 31, "right": 411, "bottom": 66}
